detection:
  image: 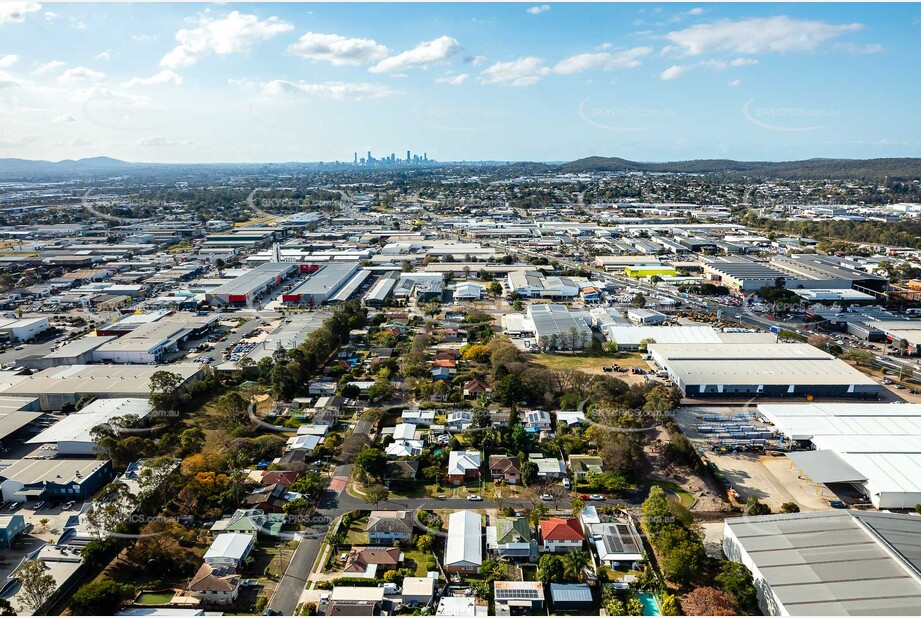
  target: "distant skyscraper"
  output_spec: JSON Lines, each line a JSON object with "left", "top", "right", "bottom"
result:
{"left": 354, "top": 152, "right": 358, "bottom": 164}
{"left": 367, "top": 150, "right": 372, "bottom": 163}
{"left": 406, "top": 150, "right": 411, "bottom": 162}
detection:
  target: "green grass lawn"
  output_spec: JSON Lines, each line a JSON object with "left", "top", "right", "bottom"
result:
{"left": 344, "top": 516, "right": 369, "bottom": 545}
{"left": 402, "top": 549, "right": 434, "bottom": 577}
{"left": 532, "top": 351, "right": 648, "bottom": 372}
{"left": 650, "top": 480, "right": 695, "bottom": 508}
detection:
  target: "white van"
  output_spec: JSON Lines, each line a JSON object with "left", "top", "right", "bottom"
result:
{"left": 562, "top": 477, "right": 571, "bottom": 489}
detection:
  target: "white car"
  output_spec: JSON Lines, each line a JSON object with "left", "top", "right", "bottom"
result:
{"left": 540, "top": 493, "right": 553, "bottom": 501}
{"left": 466, "top": 494, "right": 483, "bottom": 501}
{"left": 589, "top": 494, "right": 604, "bottom": 501}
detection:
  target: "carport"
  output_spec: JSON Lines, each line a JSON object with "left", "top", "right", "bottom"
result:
{"left": 786, "top": 450, "right": 869, "bottom": 502}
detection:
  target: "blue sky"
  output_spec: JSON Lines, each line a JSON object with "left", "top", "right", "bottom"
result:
{"left": 0, "top": 2, "right": 919, "bottom": 163}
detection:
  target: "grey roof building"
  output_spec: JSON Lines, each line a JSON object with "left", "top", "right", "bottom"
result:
{"left": 723, "top": 510, "right": 921, "bottom": 616}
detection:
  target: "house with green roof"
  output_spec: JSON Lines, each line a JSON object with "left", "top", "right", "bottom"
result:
{"left": 487, "top": 516, "right": 538, "bottom": 561}
{"left": 209, "top": 509, "right": 285, "bottom": 538}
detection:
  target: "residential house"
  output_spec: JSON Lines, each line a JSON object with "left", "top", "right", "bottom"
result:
{"left": 539, "top": 518, "right": 585, "bottom": 553}
{"left": 529, "top": 454, "right": 567, "bottom": 479}
{"left": 446, "top": 410, "right": 473, "bottom": 431}
{"left": 487, "top": 516, "right": 538, "bottom": 561}
{"left": 401, "top": 409, "right": 436, "bottom": 425}
{"left": 203, "top": 533, "right": 255, "bottom": 568}
{"left": 249, "top": 470, "right": 300, "bottom": 487}
{"left": 327, "top": 587, "right": 384, "bottom": 617}
{"left": 401, "top": 577, "right": 435, "bottom": 606}
{"left": 490, "top": 411, "right": 511, "bottom": 427}
{"left": 569, "top": 454, "right": 604, "bottom": 480}
{"left": 445, "top": 510, "right": 483, "bottom": 574}
{"left": 447, "top": 450, "right": 482, "bottom": 486}
{"left": 386, "top": 440, "right": 424, "bottom": 458}
{"left": 243, "top": 483, "right": 289, "bottom": 513}
{"left": 494, "top": 581, "right": 545, "bottom": 612}
{"left": 431, "top": 366, "right": 453, "bottom": 381}
{"left": 366, "top": 511, "right": 414, "bottom": 545}
{"left": 590, "top": 520, "right": 644, "bottom": 568}
{"left": 556, "top": 411, "right": 586, "bottom": 426}
{"left": 0, "top": 514, "right": 25, "bottom": 549}
{"left": 186, "top": 563, "right": 241, "bottom": 606}
{"left": 488, "top": 455, "right": 521, "bottom": 484}
{"left": 313, "top": 409, "right": 339, "bottom": 427}
{"left": 308, "top": 381, "right": 338, "bottom": 396}
{"left": 462, "top": 379, "right": 490, "bottom": 399}
{"left": 549, "top": 584, "right": 593, "bottom": 611}
{"left": 524, "top": 410, "right": 552, "bottom": 432}
{"left": 384, "top": 461, "right": 419, "bottom": 481}
{"left": 210, "top": 509, "right": 285, "bottom": 539}
{"left": 343, "top": 546, "right": 403, "bottom": 578}
{"left": 393, "top": 423, "right": 418, "bottom": 441}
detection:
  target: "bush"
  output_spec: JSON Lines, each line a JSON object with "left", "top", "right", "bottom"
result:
{"left": 69, "top": 580, "right": 134, "bottom": 615}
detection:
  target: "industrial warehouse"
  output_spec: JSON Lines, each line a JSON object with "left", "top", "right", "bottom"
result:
{"left": 723, "top": 510, "right": 921, "bottom": 616}
{"left": 649, "top": 342, "right": 881, "bottom": 398}
{"left": 759, "top": 402, "right": 921, "bottom": 509}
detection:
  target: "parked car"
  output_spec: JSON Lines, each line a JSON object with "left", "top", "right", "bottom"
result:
{"left": 578, "top": 494, "right": 591, "bottom": 501}
{"left": 540, "top": 493, "right": 553, "bottom": 501}
{"left": 466, "top": 494, "right": 483, "bottom": 501}
{"left": 589, "top": 494, "right": 604, "bottom": 501}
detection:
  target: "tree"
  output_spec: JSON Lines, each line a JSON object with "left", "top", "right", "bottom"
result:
{"left": 780, "top": 501, "right": 800, "bottom": 513}
{"left": 571, "top": 496, "right": 585, "bottom": 516}
{"left": 649, "top": 275, "right": 663, "bottom": 286}
{"left": 745, "top": 496, "right": 771, "bottom": 516}
{"left": 561, "top": 551, "right": 590, "bottom": 581}
{"left": 15, "top": 560, "right": 56, "bottom": 613}
{"left": 638, "top": 337, "right": 656, "bottom": 352}
{"left": 178, "top": 427, "right": 205, "bottom": 456}
{"left": 416, "top": 534, "right": 434, "bottom": 553}
{"left": 626, "top": 597, "right": 645, "bottom": 616}
{"left": 538, "top": 553, "right": 564, "bottom": 584}
{"left": 842, "top": 349, "right": 874, "bottom": 366}
{"left": 603, "top": 340, "right": 619, "bottom": 354}
{"left": 69, "top": 579, "right": 134, "bottom": 615}
{"left": 479, "top": 558, "right": 505, "bottom": 581}
{"left": 632, "top": 293, "right": 647, "bottom": 308}
{"left": 355, "top": 448, "right": 387, "bottom": 480}
{"left": 656, "top": 525, "right": 706, "bottom": 585}
{"left": 680, "top": 587, "right": 738, "bottom": 616}
{"left": 489, "top": 281, "right": 503, "bottom": 297}
{"left": 215, "top": 391, "right": 249, "bottom": 431}
{"left": 0, "top": 598, "right": 15, "bottom": 616}
{"left": 520, "top": 460, "right": 538, "bottom": 486}
{"left": 659, "top": 592, "right": 681, "bottom": 616}
{"left": 148, "top": 370, "right": 183, "bottom": 414}
{"left": 642, "top": 485, "right": 672, "bottom": 533}
{"left": 461, "top": 344, "right": 490, "bottom": 363}
{"left": 363, "top": 484, "right": 389, "bottom": 507}
{"left": 605, "top": 597, "right": 626, "bottom": 616}
{"left": 86, "top": 482, "right": 138, "bottom": 539}
{"left": 715, "top": 561, "right": 758, "bottom": 614}
{"left": 367, "top": 377, "right": 395, "bottom": 403}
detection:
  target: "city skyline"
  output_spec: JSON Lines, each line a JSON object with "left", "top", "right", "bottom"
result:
{"left": 0, "top": 2, "right": 919, "bottom": 163}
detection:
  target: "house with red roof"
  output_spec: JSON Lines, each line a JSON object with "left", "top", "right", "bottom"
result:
{"left": 539, "top": 517, "right": 585, "bottom": 553}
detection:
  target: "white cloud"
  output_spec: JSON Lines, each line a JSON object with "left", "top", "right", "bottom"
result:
{"left": 288, "top": 32, "right": 388, "bottom": 66}
{"left": 43, "top": 10, "right": 58, "bottom": 20}
{"left": 688, "top": 7, "right": 704, "bottom": 16}
{"left": 465, "top": 55, "right": 487, "bottom": 66}
{"left": 0, "top": 55, "right": 19, "bottom": 68}
{"left": 52, "top": 114, "right": 76, "bottom": 123}
{"left": 137, "top": 136, "right": 193, "bottom": 148}
{"left": 729, "top": 79, "right": 742, "bottom": 87}
{"left": 479, "top": 57, "right": 550, "bottom": 87}
{"left": 369, "top": 35, "right": 460, "bottom": 73}
{"left": 124, "top": 70, "right": 183, "bottom": 88}
{"left": 0, "top": 2, "right": 42, "bottom": 25}
{"left": 57, "top": 67, "right": 105, "bottom": 85}
{"left": 552, "top": 47, "right": 652, "bottom": 74}
{"left": 261, "top": 80, "right": 394, "bottom": 101}
{"left": 34, "top": 60, "right": 65, "bottom": 75}
{"left": 660, "top": 65, "right": 687, "bottom": 80}
{"left": 665, "top": 16, "right": 863, "bottom": 56}
{"left": 160, "top": 11, "right": 293, "bottom": 69}
{"left": 132, "top": 33, "right": 157, "bottom": 43}
{"left": 95, "top": 50, "right": 112, "bottom": 62}
{"left": 837, "top": 42, "right": 884, "bottom": 54}
{"left": 435, "top": 73, "right": 468, "bottom": 85}
{"left": 526, "top": 5, "right": 551, "bottom": 15}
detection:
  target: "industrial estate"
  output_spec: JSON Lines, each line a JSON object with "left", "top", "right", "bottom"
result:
{"left": 0, "top": 153, "right": 919, "bottom": 618}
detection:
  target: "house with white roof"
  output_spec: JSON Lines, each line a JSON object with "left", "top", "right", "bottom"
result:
{"left": 203, "top": 533, "right": 255, "bottom": 569}
{"left": 444, "top": 510, "right": 483, "bottom": 574}
{"left": 447, "top": 450, "right": 481, "bottom": 485}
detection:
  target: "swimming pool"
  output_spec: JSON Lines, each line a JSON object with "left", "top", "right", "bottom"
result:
{"left": 636, "top": 593, "right": 661, "bottom": 616}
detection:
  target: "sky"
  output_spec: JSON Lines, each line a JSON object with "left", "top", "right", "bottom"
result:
{"left": 0, "top": 2, "right": 919, "bottom": 164}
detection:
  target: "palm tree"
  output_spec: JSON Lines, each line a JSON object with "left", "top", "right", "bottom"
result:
{"left": 561, "top": 551, "right": 591, "bottom": 582}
